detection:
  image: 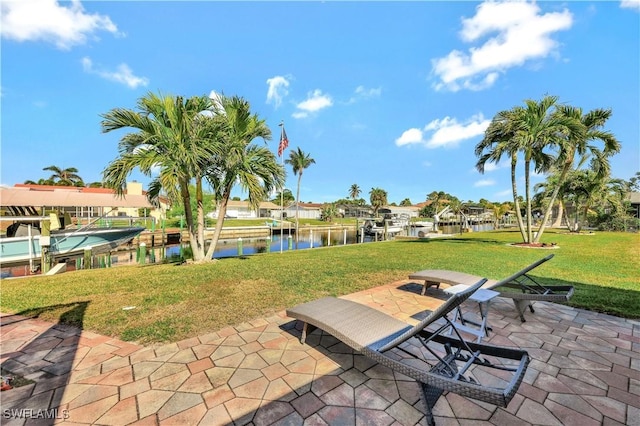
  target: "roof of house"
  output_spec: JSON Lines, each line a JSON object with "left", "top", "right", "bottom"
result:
{"left": 225, "top": 200, "right": 286, "bottom": 210}
{"left": 285, "top": 202, "right": 323, "bottom": 210}
{"left": 1, "top": 185, "right": 156, "bottom": 209}
{"left": 627, "top": 192, "right": 640, "bottom": 203}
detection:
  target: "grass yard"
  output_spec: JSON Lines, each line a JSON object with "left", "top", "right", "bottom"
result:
{"left": 0, "top": 229, "right": 637, "bottom": 344}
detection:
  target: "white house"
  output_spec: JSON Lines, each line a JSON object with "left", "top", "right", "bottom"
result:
{"left": 213, "top": 200, "right": 282, "bottom": 219}
{"left": 281, "top": 202, "right": 323, "bottom": 220}
{"left": 383, "top": 205, "right": 421, "bottom": 218}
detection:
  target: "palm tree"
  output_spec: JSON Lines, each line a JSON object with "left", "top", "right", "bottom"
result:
{"left": 426, "top": 191, "right": 447, "bottom": 217}
{"left": 476, "top": 111, "right": 527, "bottom": 241}
{"left": 349, "top": 184, "right": 361, "bottom": 201}
{"left": 204, "top": 95, "right": 284, "bottom": 259}
{"left": 562, "top": 169, "right": 627, "bottom": 231}
{"left": 320, "top": 203, "right": 339, "bottom": 222}
{"left": 369, "top": 187, "right": 387, "bottom": 217}
{"left": 43, "top": 165, "right": 84, "bottom": 186}
{"left": 476, "top": 96, "right": 575, "bottom": 243}
{"left": 532, "top": 106, "right": 619, "bottom": 242}
{"left": 101, "top": 91, "right": 218, "bottom": 262}
{"left": 285, "top": 147, "right": 315, "bottom": 239}
{"left": 24, "top": 178, "right": 55, "bottom": 185}
{"left": 271, "top": 189, "right": 294, "bottom": 204}
{"left": 627, "top": 172, "right": 640, "bottom": 191}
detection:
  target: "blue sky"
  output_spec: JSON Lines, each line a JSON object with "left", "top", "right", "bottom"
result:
{"left": 2, "top": 0, "right": 639, "bottom": 205}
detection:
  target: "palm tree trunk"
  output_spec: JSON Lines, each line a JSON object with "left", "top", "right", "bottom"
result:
{"left": 564, "top": 201, "right": 576, "bottom": 231}
{"left": 524, "top": 158, "right": 533, "bottom": 243}
{"left": 195, "top": 178, "right": 206, "bottom": 259}
{"left": 552, "top": 200, "right": 564, "bottom": 228}
{"left": 181, "top": 180, "right": 204, "bottom": 261}
{"left": 295, "top": 173, "right": 302, "bottom": 243}
{"left": 534, "top": 162, "right": 572, "bottom": 243}
{"left": 204, "top": 186, "right": 232, "bottom": 260}
{"left": 511, "top": 155, "right": 526, "bottom": 242}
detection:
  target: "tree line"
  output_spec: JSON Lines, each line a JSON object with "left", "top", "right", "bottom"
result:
{"left": 23, "top": 93, "right": 638, "bottom": 253}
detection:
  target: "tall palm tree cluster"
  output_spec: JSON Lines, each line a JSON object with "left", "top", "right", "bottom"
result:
{"left": 100, "top": 92, "right": 285, "bottom": 262}
{"left": 475, "top": 95, "right": 622, "bottom": 243}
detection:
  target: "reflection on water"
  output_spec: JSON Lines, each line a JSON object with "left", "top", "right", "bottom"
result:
{"left": 114, "top": 223, "right": 497, "bottom": 264}
{"left": 169, "top": 229, "right": 361, "bottom": 259}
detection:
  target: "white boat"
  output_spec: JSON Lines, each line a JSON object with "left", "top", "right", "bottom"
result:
{"left": 413, "top": 221, "right": 435, "bottom": 230}
{"left": 0, "top": 215, "right": 144, "bottom": 270}
{"left": 362, "top": 213, "right": 410, "bottom": 237}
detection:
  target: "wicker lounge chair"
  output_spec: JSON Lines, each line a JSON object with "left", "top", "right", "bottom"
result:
{"left": 286, "top": 279, "right": 529, "bottom": 426}
{"left": 409, "top": 254, "right": 574, "bottom": 322}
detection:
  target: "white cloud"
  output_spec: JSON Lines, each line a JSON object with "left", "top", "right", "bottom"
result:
{"left": 206, "top": 90, "right": 224, "bottom": 116}
{"left": 82, "top": 57, "right": 148, "bottom": 89}
{"left": 1, "top": 0, "right": 119, "bottom": 50}
{"left": 482, "top": 159, "right": 510, "bottom": 172}
{"left": 495, "top": 189, "right": 513, "bottom": 198}
{"left": 396, "top": 114, "right": 490, "bottom": 148}
{"left": 347, "top": 85, "right": 382, "bottom": 103}
{"left": 292, "top": 89, "right": 333, "bottom": 119}
{"left": 621, "top": 0, "right": 640, "bottom": 11}
{"left": 395, "top": 128, "right": 424, "bottom": 146}
{"left": 474, "top": 179, "right": 495, "bottom": 187}
{"left": 266, "top": 75, "right": 290, "bottom": 108}
{"left": 431, "top": 1, "right": 573, "bottom": 92}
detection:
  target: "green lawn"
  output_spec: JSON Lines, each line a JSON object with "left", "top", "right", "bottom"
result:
{"left": 1, "top": 229, "right": 637, "bottom": 344}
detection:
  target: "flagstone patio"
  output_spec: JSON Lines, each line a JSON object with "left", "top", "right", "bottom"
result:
{"left": 1, "top": 279, "right": 639, "bottom": 425}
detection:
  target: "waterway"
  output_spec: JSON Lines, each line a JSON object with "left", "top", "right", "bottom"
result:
{"left": 1, "top": 222, "right": 495, "bottom": 276}
{"left": 152, "top": 222, "right": 496, "bottom": 260}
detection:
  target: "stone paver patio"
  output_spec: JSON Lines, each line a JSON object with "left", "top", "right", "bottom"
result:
{"left": 1, "top": 280, "right": 639, "bottom": 425}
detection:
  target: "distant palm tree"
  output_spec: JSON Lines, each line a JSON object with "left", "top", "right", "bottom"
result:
{"left": 24, "top": 178, "right": 55, "bottom": 185}
{"left": 271, "top": 189, "right": 294, "bottom": 204}
{"left": 285, "top": 147, "right": 315, "bottom": 238}
{"left": 43, "top": 165, "right": 84, "bottom": 186}
{"left": 426, "top": 191, "right": 446, "bottom": 218}
{"left": 369, "top": 187, "right": 387, "bottom": 217}
{"left": 204, "top": 95, "right": 284, "bottom": 260}
{"left": 627, "top": 172, "right": 640, "bottom": 191}
{"left": 349, "top": 184, "right": 361, "bottom": 201}
{"left": 321, "top": 203, "right": 339, "bottom": 222}
{"left": 561, "top": 169, "right": 625, "bottom": 231}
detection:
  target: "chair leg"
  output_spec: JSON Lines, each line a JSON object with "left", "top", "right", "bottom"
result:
{"left": 420, "top": 382, "right": 444, "bottom": 426}
{"left": 512, "top": 300, "right": 530, "bottom": 322}
{"left": 300, "top": 322, "right": 317, "bottom": 344}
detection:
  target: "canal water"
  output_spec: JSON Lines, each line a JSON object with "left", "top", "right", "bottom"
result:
{"left": 166, "top": 229, "right": 361, "bottom": 259}
{"left": 0, "top": 223, "right": 496, "bottom": 276}
{"left": 155, "top": 222, "right": 495, "bottom": 260}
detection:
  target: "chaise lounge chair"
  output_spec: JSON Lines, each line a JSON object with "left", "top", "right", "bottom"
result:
{"left": 286, "top": 279, "right": 529, "bottom": 426}
{"left": 408, "top": 254, "right": 574, "bottom": 322}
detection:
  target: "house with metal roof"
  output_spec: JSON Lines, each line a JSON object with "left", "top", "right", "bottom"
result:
{"left": 0, "top": 182, "right": 169, "bottom": 224}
